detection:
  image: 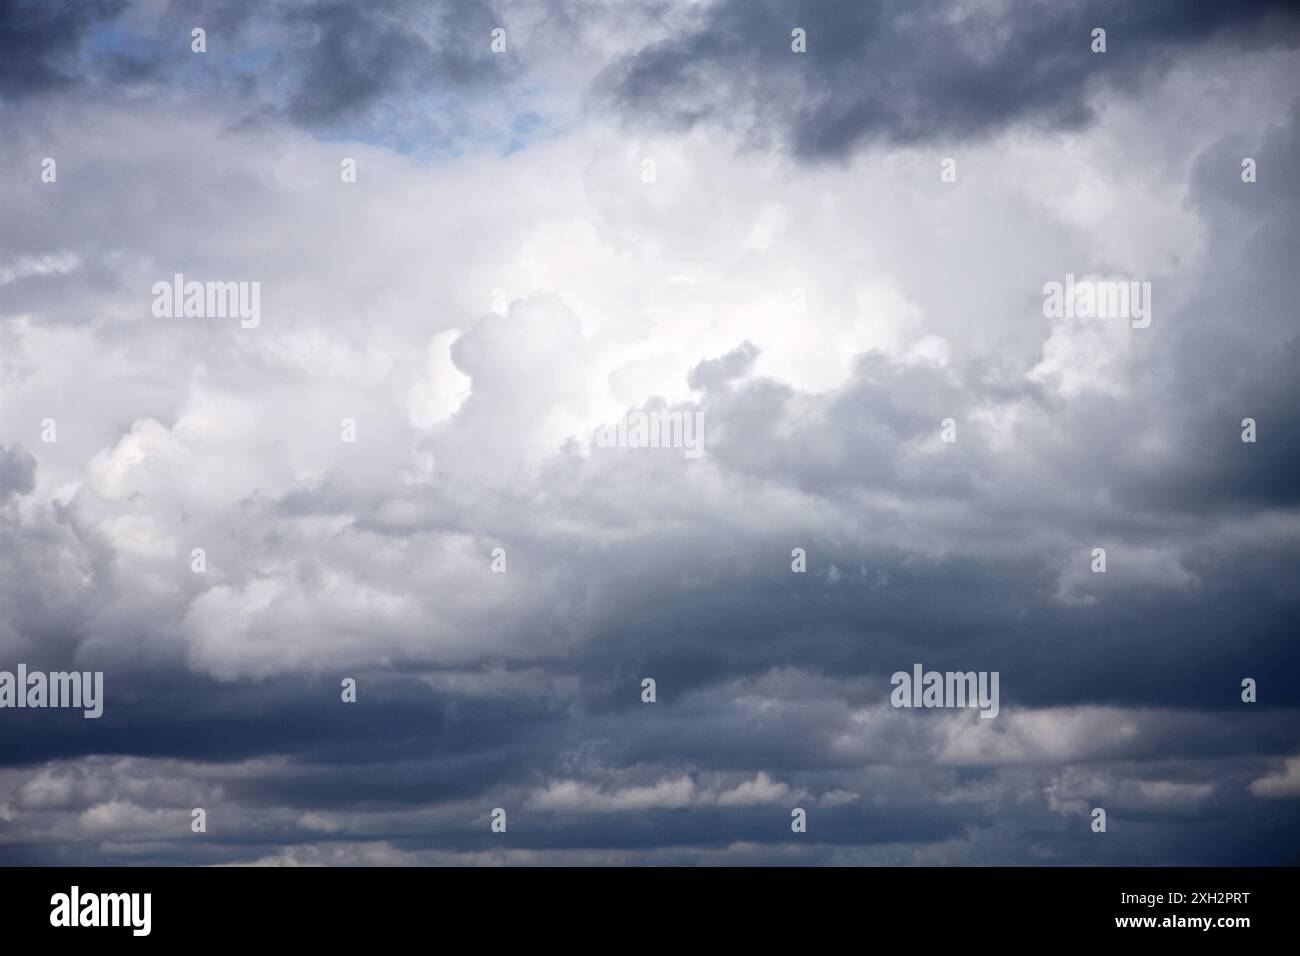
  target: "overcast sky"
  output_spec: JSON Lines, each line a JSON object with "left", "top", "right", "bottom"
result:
{"left": 1, "top": 0, "right": 1298, "bottom": 865}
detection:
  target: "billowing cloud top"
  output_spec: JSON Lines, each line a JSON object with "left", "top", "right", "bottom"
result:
{"left": 0, "top": 0, "right": 1297, "bottom": 865}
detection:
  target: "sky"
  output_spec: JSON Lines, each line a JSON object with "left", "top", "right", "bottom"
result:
{"left": 0, "top": 0, "right": 1297, "bottom": 866}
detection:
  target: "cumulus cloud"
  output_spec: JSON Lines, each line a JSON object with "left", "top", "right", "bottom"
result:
{"left": 527, "top": 772, "right": 802, "bottom": 813}
{"left": 1248, "top": 757, "right": 1300, "bottom": 799}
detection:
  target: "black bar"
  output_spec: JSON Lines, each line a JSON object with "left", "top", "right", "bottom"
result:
{"left": 1, "top": 866, "right": 1293, "bottom": 942}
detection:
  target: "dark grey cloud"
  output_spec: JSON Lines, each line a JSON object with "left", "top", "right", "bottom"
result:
{"left": 275, "top": 0, "right": 507, "bottom": 128}
{"left": 0, "top": 0, "right": 126, "bottom": 98}
{"left": 599, "top": 0, "right": 1300, "bottom": 158}
{"left": 1140, "top": 102, "right": 1300, "bottom": 513}
{"left": 0, "top": 444, "right": 35, "bottom": 499}
{"left": 1, "top": 0, "right": 523, "bottom": 146}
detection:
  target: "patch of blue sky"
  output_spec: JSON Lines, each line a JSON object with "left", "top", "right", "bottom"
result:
{"left": 311, "top": 95, "right": 561, "bottom": 162}
{"left": 82, "top": 20, "right": 152, "bottom": 62}
{"left": 82, "top": 19, "right": 273, "bottom": 92}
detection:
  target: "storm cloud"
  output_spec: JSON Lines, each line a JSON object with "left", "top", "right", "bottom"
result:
{"left": 600, "top": 0, "right": 1300, "bottom": 158}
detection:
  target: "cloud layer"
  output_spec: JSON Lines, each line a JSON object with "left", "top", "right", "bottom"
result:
{"left": 1, "top": 0, "right": 1297, "bottom": 865}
